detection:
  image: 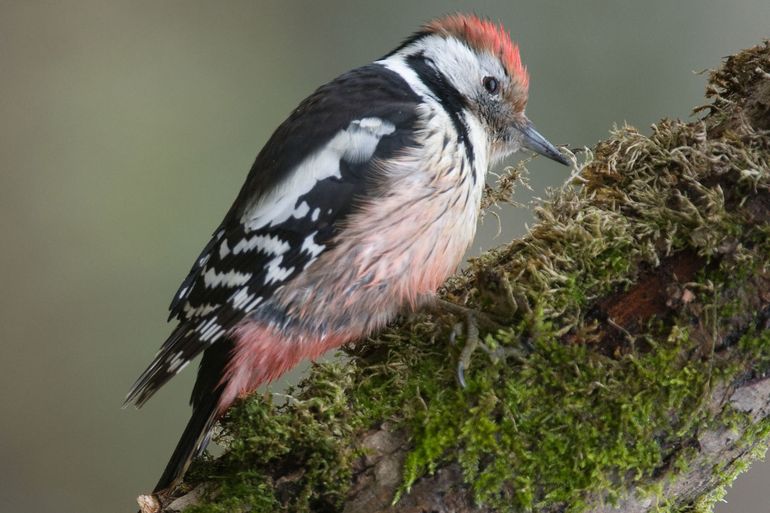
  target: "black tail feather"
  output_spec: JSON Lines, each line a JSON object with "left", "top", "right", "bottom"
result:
{"left": 153, "top": 391, "right": 220, "bottom": 493}
{"left": 153, "top": 337, "right": 234, "bottom": 493}
{"left": 124, "top": 324, "right": 206, "bottom": 409}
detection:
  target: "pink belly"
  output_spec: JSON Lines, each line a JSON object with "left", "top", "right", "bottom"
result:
{"left": 219, "top": 321, "right": 349, "bottom": 413}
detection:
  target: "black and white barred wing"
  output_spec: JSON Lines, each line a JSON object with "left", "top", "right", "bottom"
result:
{"left": 125, "top": 64, "right": 421, "bottom": 407}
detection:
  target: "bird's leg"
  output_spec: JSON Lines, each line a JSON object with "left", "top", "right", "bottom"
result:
{"left": 434, "top": 298, "right": 506, "bottom": 332}
{"left": 431, "top": 299, "right": 529, "bottom": 388}
{"left": 453, "top": 310, "right": 479, "bottom": 388}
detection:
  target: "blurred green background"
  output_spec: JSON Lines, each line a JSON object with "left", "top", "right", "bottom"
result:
{"left": 2, "top": 2, "right": 769, "bottom": 512}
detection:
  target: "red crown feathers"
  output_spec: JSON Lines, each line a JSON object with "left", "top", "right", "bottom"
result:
{"left": 424, "top": 14, "right": 530, "bottom": 91}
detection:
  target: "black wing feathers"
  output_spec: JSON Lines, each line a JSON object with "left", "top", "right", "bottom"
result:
{"left": 228, "top": 63, "right": 423, "bottom": 217}
{"left": 166, "top": 64, "right": 420, "bottom": 322}
{"left": 126, "top": 64, "right": 421, "bottom": 409}
{"left": 168, "top": 228, "right": 225, "bottom": 321}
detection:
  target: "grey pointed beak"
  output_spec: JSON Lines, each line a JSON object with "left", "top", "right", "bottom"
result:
{"left": 519, "top": 118, "right": 569, "bottom": 166}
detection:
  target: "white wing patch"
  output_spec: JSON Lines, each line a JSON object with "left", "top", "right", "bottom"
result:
{"left": 301, "top": 231, "right": 325, "bottom": 258}
{"left": 196, "top": 317, "right": 225, "bottom": 343}
{"left": 241, "top": 117, "right": 395, "bottom": 232}
{"left": 202, "top": 268, "right": 252, "bottom": 288}
{"left": 175, "top": 117, "right": 397, "bottom": 341}
{"left": 229, "top": 287, "right": 255, "bottom": 310}
{"left": 232, "top": 233, "right": 290, "bottom": 256}
{"left": 340, "top": 118, "right": 397, "bottom": 163}
{"left": 229, "top": 287, "right": 264, "bottom": 312}
{"left": 183, "top": 302, "right": 217, "bottom": 318}
{"left": 265, "top": 256, "right": 295, "bottom": 285}
{"left": 219, "top": 239, "right": 231, "bottom": 259}
{"left": 244, "top": 296, "right": 263, "bottom": 311}
{"left": 167, "top": 351, "right": 190, "bottom": 374}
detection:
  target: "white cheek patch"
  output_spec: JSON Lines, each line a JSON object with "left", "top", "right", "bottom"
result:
{"left": 425, "top": 38, "right": 480, "bottom": 98}
{"left": 379, "top": 35, "right": 484, "bottom": 101}
{"left": 241, "top": 117, "right": 395, "bottom": 232}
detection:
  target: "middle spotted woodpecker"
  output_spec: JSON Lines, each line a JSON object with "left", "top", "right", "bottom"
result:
{"left": 126, "top": 13, "right": 568, "bottom": 495}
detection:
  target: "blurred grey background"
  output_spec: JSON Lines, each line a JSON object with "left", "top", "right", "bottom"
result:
{"left": 1, "top": 2, "right": 769, "bottom": 512}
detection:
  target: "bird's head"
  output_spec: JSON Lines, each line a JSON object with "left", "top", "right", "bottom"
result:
{"left": 388, "top": 14, "right": 568, "bottom": 166}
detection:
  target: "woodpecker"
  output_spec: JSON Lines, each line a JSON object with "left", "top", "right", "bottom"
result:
{"left": 126, "top": 13, "right": 568, "bottom": 495}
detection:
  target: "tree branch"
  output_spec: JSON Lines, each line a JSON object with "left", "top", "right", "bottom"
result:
{"left": 145, "top": 41, "right": 770, "bottom": 513}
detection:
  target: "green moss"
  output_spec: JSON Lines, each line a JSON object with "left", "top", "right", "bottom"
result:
{"left": 689, "top": 418, "right": 770, "bottom": 513}
{"left": 739, "top": 327, "right": 770, "bottom": 374}
{"left": 178, "top": 43, "right": 770, "bottom": 512}
{"left": 185, "top": 362, "right": 361, "bottom": 513}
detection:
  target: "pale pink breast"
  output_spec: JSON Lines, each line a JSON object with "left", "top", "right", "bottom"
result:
{"left": 221, "top": 118, "right": 486, "bottom": 410}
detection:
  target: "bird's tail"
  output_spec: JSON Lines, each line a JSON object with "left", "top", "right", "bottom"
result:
{"left": 153, "top": 390, "right": 220, "bottom": 492}
{"left": 153, "top": 338, "right": 233, "bottom": 493}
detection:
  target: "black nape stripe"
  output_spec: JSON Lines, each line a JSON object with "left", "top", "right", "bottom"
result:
{"left": 406, "top": 53, "right": 475, "bottom": 172}
{"left": 382, "top": 30, "right": 432, "bottom": 60}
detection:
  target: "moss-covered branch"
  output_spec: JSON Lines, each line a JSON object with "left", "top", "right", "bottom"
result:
{"left": 145, "top": 41, "right": 770, "bottom": 513}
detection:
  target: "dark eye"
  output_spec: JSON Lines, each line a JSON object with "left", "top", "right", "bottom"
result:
{"left": 483, "top": 76, "right": 499, "bottom": 95}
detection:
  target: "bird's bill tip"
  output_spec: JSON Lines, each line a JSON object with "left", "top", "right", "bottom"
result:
{"left": 519, "top": 120, "right": 569, "bottom": 166}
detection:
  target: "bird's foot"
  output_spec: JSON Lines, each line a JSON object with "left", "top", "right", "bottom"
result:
{"left": 431, "top": 299, "right": 506, "bottom": 332}
{"left": 449, "top": 311, "right": 529, "bottom": 388}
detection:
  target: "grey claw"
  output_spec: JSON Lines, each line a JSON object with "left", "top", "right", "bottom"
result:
{"left": 449, "top": 322, "right": 463, "bottom": 346}
{"left": 457, "top": 361, "right": 467, "bottom": 388}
